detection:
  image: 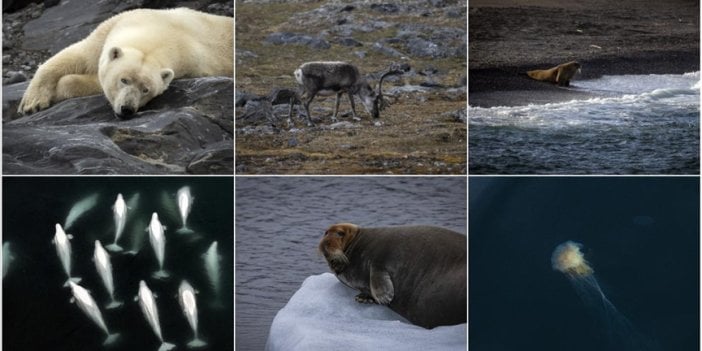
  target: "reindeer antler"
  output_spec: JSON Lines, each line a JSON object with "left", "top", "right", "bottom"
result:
{"left": 376, "top": 62, "right": 410, "bottom": 111}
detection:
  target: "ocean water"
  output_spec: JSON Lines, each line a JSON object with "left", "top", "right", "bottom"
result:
{"left": 470, "top": 177, "right": 699, "bottom": 351}
{"left": 236, "top": 177, "right": 466, "bottom": 351}
{"left": 469, "top": 72, "right": 700, "bottom": 174}
{"left": 2, "top": 177, "right": 233, "bottom": 351}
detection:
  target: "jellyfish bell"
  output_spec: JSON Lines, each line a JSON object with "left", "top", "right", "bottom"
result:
{"left": 551, "top": 240, "right": 657, "bottom": 351}
{"left": 551, "top": 241, "right": 593, "bottom": 277}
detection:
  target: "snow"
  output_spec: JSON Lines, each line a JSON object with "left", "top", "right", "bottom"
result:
{"left": 266, "top": 273, "right": 466, "bottom": 351}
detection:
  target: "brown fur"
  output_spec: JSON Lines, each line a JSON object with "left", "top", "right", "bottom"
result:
{"left": 318, "top": 223, "right": 359, "bottom": 273}
{"left": 527, "top": 61, "right": 581, "bottom": 86}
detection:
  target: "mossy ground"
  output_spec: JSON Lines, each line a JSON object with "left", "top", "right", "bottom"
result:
{"left": 236, "top": 2, "right": 466, "bottom": 174}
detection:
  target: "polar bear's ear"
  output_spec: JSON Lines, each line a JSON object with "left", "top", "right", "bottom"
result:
{"left": 109, "top": 47, "right": 123, "bottom": 61}
{"left": 160, "top": 69, "right": 174, "bottom": 86}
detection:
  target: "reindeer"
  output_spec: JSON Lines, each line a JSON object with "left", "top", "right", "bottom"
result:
{"left": 290, "top": 61, "right": 408, "bottom": 126}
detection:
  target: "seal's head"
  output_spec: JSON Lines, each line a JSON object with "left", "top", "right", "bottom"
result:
{"left": 319, "top": 223, "right": 359, "bottom": 274}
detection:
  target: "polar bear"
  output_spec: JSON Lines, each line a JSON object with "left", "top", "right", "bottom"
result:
{"left": 17, "top": 8, "right": 233, "bottom": 118}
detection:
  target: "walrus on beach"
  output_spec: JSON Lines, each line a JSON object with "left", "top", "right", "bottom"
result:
{"left": 318, "top": 223, "right": 466, "bottom": 329}
{"left": 527, "top": 61, "right": 581, "bottom": 86}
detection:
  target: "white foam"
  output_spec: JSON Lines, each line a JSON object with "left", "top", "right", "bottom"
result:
{"left": 265, "top": 273, "right": 466, "bottom": 351}
{"left": 470, "top": 72, "right": 700, "bottom": 129}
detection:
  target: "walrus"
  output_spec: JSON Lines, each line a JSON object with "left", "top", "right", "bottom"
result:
{"left": 527, "top": 61, "right": 581, "bottom": 86}
{"left": 318, "top": 223, "right": 466, "bottom": 329}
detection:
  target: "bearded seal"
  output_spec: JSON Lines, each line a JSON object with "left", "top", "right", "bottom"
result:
{"left": 527, "top": 61, "right": 581, "bottom": 86}
{"left": 318, "top": 223, "right": 466, "bottom": 329}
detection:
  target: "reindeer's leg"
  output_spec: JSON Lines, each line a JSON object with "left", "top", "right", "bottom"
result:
{"left": 303, "top": 92, "right": 316, "bottom": 127}
{"left": 332, "top": 92, "right": 344, "bottom": 123}
{"left": 287, "top": 98, "right": 294, "bottom": 127}
{"left": 347, "top": 93, "right": 360, "bottom": 121}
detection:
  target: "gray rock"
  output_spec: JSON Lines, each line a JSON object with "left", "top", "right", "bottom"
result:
{"left": 22, "top": 1, "right": 133, "bottom": 54}
{"left": 406, "top": 37, "right": 441, "bottom": 58}
{"left": 3, "top": 77, "right": 233, "bottom": 174}
{"left": 370, "top": 3, "right": 399, "bottom": 13}
{"left": 338, "top": 37, "right": 362, "bottom": 47}
{"left": 372, "top": 42, "right": 405, "bottom": 58}
{"left": 265, "top": 32, "right": 330, "bottom": 50}
{"left": 4, "top": 71, "right": 26, "bottom": 84}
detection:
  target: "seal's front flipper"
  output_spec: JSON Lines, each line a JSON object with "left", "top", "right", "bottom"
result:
{"left": 355, "top": 292, "right": 376, "bottom": 304}
{"left": 370, "top": 267, "right": 394, "bottom": 305}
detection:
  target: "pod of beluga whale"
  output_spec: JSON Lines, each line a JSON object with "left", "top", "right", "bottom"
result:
{"left": 94, "top": 240, "right": 123, "bottom": 309}
{"left": 138, "top": 280, "right": 176, "bottom": 351}
{"left": 46, "top": 186, "right": 222, "bottom": 348}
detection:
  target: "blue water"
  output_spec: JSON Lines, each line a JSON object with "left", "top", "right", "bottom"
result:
{"left": 469, "top": 177, "right": 699, "bottom": 351}
{"left": 2, "top": 177, "right": 233, "bottom": 351}
{"left": 236, "top": 177, "right": 466, "bottom": 351}
{"left": 469, "top": 72, "right": 700, "bottom": 174}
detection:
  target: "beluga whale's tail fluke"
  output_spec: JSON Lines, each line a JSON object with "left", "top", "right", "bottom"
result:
{"left": 103, "top": 332, "right": 120, "bottom": 346}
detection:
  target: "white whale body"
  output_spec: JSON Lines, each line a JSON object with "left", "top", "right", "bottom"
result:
{"left": 147, "top": 213, "right": 169, "bottom": 279}
{"left": 53, "top": 223, "right": 81, "bottom": 287}
{"left": 64, "top": 193, "right": 99, "bottom": 230}
{"left": 94, "top": 240, "right": 123, "bottom": 309}
{"left": 106, "top": 194, "right": 127, "bottom": 252}
{"left": 68, "top": 281, "right": 120, "bottom": 346}
{"left": 137, "top": 280, "right": 175, "bottom": 351}
{"left": 178, "top": 280, "right": 207, "bottom": 348}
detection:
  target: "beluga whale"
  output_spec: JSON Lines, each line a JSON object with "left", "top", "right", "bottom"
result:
{"left": 106, "top": 193, "right": 127, "bottom": 252}
{"left": 137, "top": 280, "right": 176, "bottom": 351}
{"left": 64, "top": 193, "right": 99, "bottom": 230}
{"left": 94, "top": 240, "right": 123, "bottom": 309}
{"left": 176, "top": 186, "right": 195, "bottom": 235}
{"left": 68, "top": 281, "right": 120, "bottom": 345}
{"left": 178, "top": 280, "right": 207, "bottom": 348}
{"left": 53, "top": 223, "right": 81, "bottom": 287}
{"left": 147, "top": 213, "right": 170, "bottom": 279}
{"left": 203, "top": 241, "right": 223, "bottom": 308}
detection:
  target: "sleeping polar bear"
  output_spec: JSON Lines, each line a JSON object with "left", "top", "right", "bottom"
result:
{"left": 18, "top": 8, "right": 233, "bottom": 119}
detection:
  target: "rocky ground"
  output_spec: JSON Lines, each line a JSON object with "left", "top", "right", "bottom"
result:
{"left": 468, "top": 0, "right": 699, "bottom": 107}
{"left": 2, "top": 0, "right": 234, "bottom": 174}
{"left": 235, "top": 0, "right": 467, "bottom": 174}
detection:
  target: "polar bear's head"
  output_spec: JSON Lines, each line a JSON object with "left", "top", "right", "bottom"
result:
{"left": 99, "top": 47, "right": 175, "bottom": 119}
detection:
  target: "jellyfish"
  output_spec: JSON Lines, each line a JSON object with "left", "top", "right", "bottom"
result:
{"left": 551, "top": 241, "right": 657, "bottom": 351}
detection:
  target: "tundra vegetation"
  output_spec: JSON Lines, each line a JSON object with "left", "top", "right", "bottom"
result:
{"left": 236, "top": 1, "right": 466, "bottom": 174}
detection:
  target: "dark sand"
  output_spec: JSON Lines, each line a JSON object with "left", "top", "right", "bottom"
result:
{"left": 469, "top": 0, "right": 700, "bottom": 107}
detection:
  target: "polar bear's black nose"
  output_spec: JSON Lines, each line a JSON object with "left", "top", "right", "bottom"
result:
{"left": 120, "top": 106, "right": 135, "bottom": 118}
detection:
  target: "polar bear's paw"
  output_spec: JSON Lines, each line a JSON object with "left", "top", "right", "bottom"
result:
{"left": 18, "top": 87, "right": 54, "bottom": 115}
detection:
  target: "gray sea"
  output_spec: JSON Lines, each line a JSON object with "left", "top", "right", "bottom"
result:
{"left": 469, "top": 72, "right": 700, "bottom": 174}
{"left": 235, "top": 176, "right": 467, "bottom": 350}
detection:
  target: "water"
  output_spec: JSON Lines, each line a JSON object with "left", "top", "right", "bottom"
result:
{"left": 3, "top": 177, "right": 233, "bottom": 351}
{"left": 469, "top": 72, "right": 700, "bottom": 174}
{"left": 236, "top": 177, "right": 466, "bottom": 351}
{"left": 470, "top": 177, "right": 699, "bottom": 350}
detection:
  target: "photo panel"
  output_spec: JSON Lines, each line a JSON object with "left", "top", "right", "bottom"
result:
{"left": 236, "top": 176, "right": 467, "bottom": 350}
{"left": 469, "top": 177, "right": 700, "bottom": 350}
{"left": 2, "top": 1, "right": 234, "bottom": 175}
{"left": 3, "top": 177, "right": 233, "bottom": 351}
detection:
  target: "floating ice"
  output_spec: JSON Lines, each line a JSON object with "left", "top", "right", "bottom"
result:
{"left": 265, "top": 273, "right": 466, "bottom": 351}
